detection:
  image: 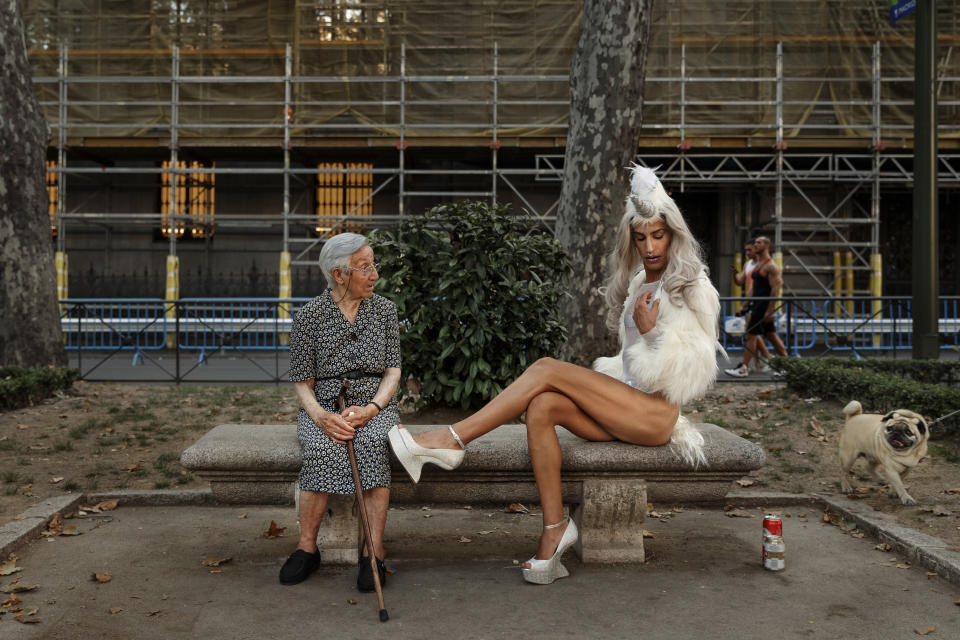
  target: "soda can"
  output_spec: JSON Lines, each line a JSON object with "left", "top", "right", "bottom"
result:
{"left": 762, "top": 514, "right": 783, "bottom": 539}
{"left": 762, "top": 535, "right": 785, "bottom": 571}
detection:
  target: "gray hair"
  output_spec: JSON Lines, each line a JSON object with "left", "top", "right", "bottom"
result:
{"left": 318, "top": 232, "right": 370, "bottom": 289}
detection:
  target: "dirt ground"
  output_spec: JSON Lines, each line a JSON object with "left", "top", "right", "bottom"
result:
{"left": 1, "top": 381, "right": 958, "bottom": 547}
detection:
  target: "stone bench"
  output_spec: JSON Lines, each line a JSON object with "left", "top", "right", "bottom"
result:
{"left": 181, "top": 423, "right": 764, "bottom": 564}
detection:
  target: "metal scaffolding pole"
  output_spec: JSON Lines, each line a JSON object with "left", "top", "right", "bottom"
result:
{"left": 491, "top": 41, "right": 499, "bottom": 205}
{"left": 283, "top": 43, "right": 292, "bottom": 254}
{"left": 168, "top": 45, "right": 180, "bottom": 259}
{"left": 56, "top": 45, "right": 67, "bottom": 253}
{"left": 774, "top": 41, "right": 783, "bottom": 257}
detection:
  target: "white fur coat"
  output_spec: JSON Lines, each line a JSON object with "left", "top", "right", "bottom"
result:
{"left": 593, "top": 269, "right": 723, "bottom": 465}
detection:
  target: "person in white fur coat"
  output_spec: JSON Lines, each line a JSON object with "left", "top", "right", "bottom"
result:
{"left": 387, "top": 166, "right": 722, "bottom": 586}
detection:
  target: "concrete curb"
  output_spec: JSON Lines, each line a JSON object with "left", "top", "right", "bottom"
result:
{"left": 3, "top": 489, "right": 958, "bottom": 587}
{"left": 0, "top": 494, "right": 84, "bottom": 558}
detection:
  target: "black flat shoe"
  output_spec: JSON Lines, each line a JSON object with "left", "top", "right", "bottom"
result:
{"left": 356, "top": 556, "right": 387, "bottom": 592}
{"left": 279, "top": 549, "right": 321, "bottom": 585}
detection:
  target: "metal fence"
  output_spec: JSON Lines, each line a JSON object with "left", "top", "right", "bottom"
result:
{"left": 60, "top": 296, "right": 960, "bottom": 382}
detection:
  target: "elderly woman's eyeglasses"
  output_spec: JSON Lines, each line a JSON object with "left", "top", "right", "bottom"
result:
{"left": 341, "top": 263, "right": 380, "bottom": 275}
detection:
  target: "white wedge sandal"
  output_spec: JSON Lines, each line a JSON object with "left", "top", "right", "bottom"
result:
{"left": 521, "top": 516, "right": 579, "bottom": 585}
{"left": 387, "top": 425, "right": 465, "bottom": 483}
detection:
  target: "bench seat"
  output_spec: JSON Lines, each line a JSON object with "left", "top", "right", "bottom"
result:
{"left": 181, "top": 423, "right": 764, "bottom": 564}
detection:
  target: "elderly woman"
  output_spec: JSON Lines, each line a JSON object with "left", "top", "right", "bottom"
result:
{"left": 389, "top": 166, "right": 722, "bottom": 585}
{"left": 279, "top": 232, "right": 401, "bottom": 592}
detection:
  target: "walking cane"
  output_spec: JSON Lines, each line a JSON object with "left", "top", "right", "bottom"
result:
{"left": 337, "top": 380, "right": 389, "bottom": 622}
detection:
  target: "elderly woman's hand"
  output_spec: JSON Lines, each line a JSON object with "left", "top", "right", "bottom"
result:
{"left": 314, "top": 409, "right": 355, "bottom": 445}
{"left": 342, "top": 404, "right": 376, "bottom": 429}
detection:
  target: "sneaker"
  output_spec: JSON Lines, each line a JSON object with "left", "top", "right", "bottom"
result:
{"left": 724, "top": 363, "right": 750, "bottom": 378}
{"left": 279, "top": 549, "right": 321, "bottom": 585}
{"left": 757, "top": 363, "right": 772, "bottom": 374}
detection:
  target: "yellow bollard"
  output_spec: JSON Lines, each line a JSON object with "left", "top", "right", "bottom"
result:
{"left": 871, "top": 253, "right": 883, "bottom": 347}
{"left": 165, "top": 255, "right": 180, "bottom": 349}
{"left": 278, "top": 251, "right": 292, "bottom": 346}
{"left": 844, "top": 251, "right": 854, "bottom": 317}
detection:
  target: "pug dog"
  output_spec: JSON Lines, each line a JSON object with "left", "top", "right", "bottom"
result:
{"left": 839, "top": 400, "right": 930, "bottom": 505}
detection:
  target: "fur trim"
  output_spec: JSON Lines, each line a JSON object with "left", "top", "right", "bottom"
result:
{"left": 670, "top": 415, "right": 706, "bottom": 468}
{"left": 612, "top": 270, "right": 722, "bottom": 406}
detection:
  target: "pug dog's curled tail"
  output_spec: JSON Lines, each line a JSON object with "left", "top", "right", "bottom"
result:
{"left": 843, "top": 400, "right": 863, "bottom": 418}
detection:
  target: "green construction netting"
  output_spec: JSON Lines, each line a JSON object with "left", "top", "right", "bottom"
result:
{"left": 22, "top": 0, "right": 960, "bottom": 139}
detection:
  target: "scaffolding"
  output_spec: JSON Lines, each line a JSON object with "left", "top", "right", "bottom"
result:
{"left": 32, "top": 40, "right": 960, "bottom": 294}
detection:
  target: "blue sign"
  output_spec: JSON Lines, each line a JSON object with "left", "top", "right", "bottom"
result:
{"left": 889, "top": 0, "right": 916, "bottom": 26}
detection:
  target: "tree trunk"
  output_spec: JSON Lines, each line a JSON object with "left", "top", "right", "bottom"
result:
{"left": 555, "top": 0, "right": 653, "bottom": 365}
{"left": 0, "top": 0, "right": 67, "bottom": 367}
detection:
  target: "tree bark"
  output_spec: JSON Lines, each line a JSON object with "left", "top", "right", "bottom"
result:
{"left": 0, "top": 0, "right": 67, "bottom": 366}
{"left": 555, "top": 0, "right": 653, "bottom": 365}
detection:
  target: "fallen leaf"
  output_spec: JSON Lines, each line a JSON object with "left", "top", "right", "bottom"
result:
{"left": 14, "top": 608, "right": 40, "bottom": 624}
{"left": 506, "top": 503, "right": 529, "bottom": 514}
{"left": 926, "top": 572, "right": 938, "bottom": 579}
{"left": 208, "top": 569, "right": 223, "bottom": 574}
{"left": 897, "top": 563, "right": 910, "bottom": 569}
{"left": 642, "top": 529, "right": 655, "bottom": 539}
{"left": 92, "top": 572, "right": 112, "bottom": 583}
{"left": 1, "top": 583, "right": 38, "bottom": 594}
{"left": 90, "top": 499, "right": 119, "bottom": 513}
{"left": 722, "top": 504, "right": 735, "bottom": 512}
{"left": 237, "top": 514, "right": 247, "bottom": 519}
{"left": 914, "top": 626, "right": 935, "bottom": 635}
{"left": 735, "top": 479, "right": 755, "bottom": 487}
{"left": 145, "top": 610, "right": 161, "bottom": 617}
{"left": 476, "top": 530, "right": 495, "bottom": 535}
{"left": 0, "top": 559, "right": 23, "bottom": 577}
{"left": 755, "top": 390, "right": 771, "bottom": 400}
{"left": 201, "top": 557, "right": 232, "bottom": 568}
{"left": 945, "top": 488, "right": 960, "bottom": 495}
{"left": 875, "top": 543, "right": 893, "bottom": 552}
{"left": 458, "top": 536, "right": 472, "bottom": 543}
{"left": 2, "top": 595, "right": 22, "bottom": 608}
{"left": 672, "top": 507, "right": 684, "bottom": 513}
{"left": 109, "top": 607, "right": 123, "bottom": 614}
{"left": 45, "top": 513, "right": 62, "bottom": 536}
{"left": 49, "top": 477, "right": 64, "bottom": 484}
{"left": 423, "top": 514, "right": 432, "bottom": 518}
{"left": 60, "top": 525, "right": 81, "bottom": 536}
{"left": 160, "top": 594, "right": 169, "bottom": 600}
{"left": 725, "top": 509, "right": 755, "bottom": 518}
{"left": 347, "top": 599, "right": 357, "bottom": 605}
{"left": 124, "top": 463, "right": 141, "bottom": 473}
{"left": 463, "top": 506, "right": 473, "bottom": 510}
{"left": 851, "top": 532, "right": 865, "bottom": 539}
{"left": 420, "top": 506, "right": 431, "bottom": 511}
{"left": 920, "top": 506, "right": 952, "bottom": 517}
{"left": 809, "top": 418, "right": 824, "bottom": 435}
{"left": 263, "top": 521, "right": 285, "bottom": 538}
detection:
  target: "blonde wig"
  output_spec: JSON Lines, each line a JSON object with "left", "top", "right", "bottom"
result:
{"left": 603, "top": 165, "right": 710, "bottom": 331}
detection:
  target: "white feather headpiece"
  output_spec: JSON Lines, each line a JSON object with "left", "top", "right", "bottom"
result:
{"left": 626, "top": 164, "right": 670, "bottom": 216}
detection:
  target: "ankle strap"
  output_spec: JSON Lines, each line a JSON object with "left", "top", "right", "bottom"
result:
{"left": 448, "top": 425, "right": 466, "bottom": 449}
{"left": 543, "top": 516, "right": 569, "bottom": 530}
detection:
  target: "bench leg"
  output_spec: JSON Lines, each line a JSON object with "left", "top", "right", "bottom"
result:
{"left": 316, "top": 493, "right": 360, "bottom": 565}
{"left": 572, "top": 478, "right": 647, "bottom": 564}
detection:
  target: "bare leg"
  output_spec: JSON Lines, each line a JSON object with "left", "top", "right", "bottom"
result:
{"left": 360, "top": 487, "right": 390, "bottom": 558}
{"left": 766, "top": 331, "right": 788, "bottom": 356}
{"left": 413, "top": 358, "right": 678, "bottom": 450}
{"left": 523, "top": 391, "right": 614, "bottom": 564}
{"left": 739, "top": 335, "right": 759, "bottom": 368}
{"left": 296, "top": 490, "right": 329, "bottom": 554}
{"left": 756, "top": 339, "right": 772, "bottom": 361}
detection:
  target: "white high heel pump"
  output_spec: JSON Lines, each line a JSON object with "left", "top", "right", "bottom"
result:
{"left": 388, "top": 425, "right": 465, "bottom": 483}
{"left": 521, "top": 516, "right": 579, "bottom": 585}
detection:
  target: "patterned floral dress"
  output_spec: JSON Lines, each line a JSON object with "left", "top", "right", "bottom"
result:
{"left": 288, "top": 290, "right": 401, "bottom": 494}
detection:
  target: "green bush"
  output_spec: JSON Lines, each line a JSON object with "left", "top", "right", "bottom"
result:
{"left": 372, "top": 201, "right": 572, "bottom": 407}
{"left": 770, "top": 357, "right": 960, "bottom": 439}
{"left": 782, "top": 357, "right": 960, "bottom": 387}
{"left": 0, "top": 366, "right": 79, "bottom": 411}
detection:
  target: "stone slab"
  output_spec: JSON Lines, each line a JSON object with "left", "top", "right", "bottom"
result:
{"left": 182, "top": 422, "right": 765, "bottom": 505}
